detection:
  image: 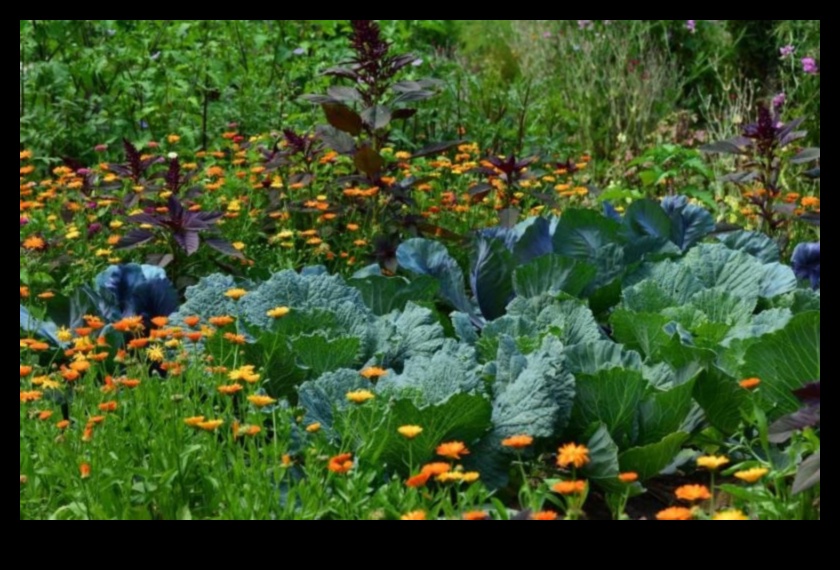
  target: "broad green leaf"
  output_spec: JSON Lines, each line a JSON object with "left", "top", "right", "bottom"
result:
{"left": 552, "top": 209, "right": 623, "bottom": 262}
{"left": 513, "top": 254, "right": 597, "bottom": 299}
{"left": 570, "top": 368, "right": 648, "bottom": 449}
{"left": 611, "top": 310, "right": 670, "bottom": 359}
{"left": 759, "top": 262, "right": 798, "bottom": 299}
{"left": 742, "top": 312, "right": 820, "bottom": 414}
{"left": 683, "top": 244, "right": 763, "bottom": 305}
{"left": 619, "top": 432, "right": 689, "bottom": 481}
{"left": 299, "top": 369, "right": 374, "bottom": 431}
{"left": 693, "top": 368, "right": 748, "bottom": 434}
{"left": 350, "top": 275, "right": 439, "bottom": 316}
{"left": 581, "top": 424, "right": 623, "bottom": 493}
{"left": 397, "top": 238, "right": 472, "bottom": 315}
{"left": 718, "top": 231, "right": 780, "bottom": 263}
{"left": 291, "top": 333, "right": 361, "bottom": 377}
{"left": 638, "top": 379, "right": 696, "bottom": 446}
{"left": 365, "top": 394, "right": 492, "bottom": 474}
{"left": 472, "top": 236, "right": 516, "bottom": 320}
{"left": 689, "top": 288, "right": 755, "bottom": 326}
{"left": 375, "top": 302, "right": 446, "bottom": 371}
{"left": 563, "top": 341, "right": 644, "bottom": 375}
{"left": 491, "top": 336, "right": 576, "bottom": 439}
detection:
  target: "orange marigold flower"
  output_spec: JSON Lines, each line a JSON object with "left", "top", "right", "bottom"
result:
{"left": 185, "top": 332, "right": 203, "bottom": 343}
{"left": 184, "top": 416, "right": 206, "bottom": 427}
{"left": 531, "top": 511, "right": 559, "bottom": 521}
{"left": 557, "top": 443, "right": 590, "bottom": 469}
{"left": 463, "top": 511, "right": 489, "bottom": 521}
{"left": 801, "top": 196, "right": 820, "bottom": 209}
{"left": 197, "top": 420, "right": 224, "bottom": 432}
{"left": 69, "top": 360, "right": 91, "bottom": 373}
{"left": 421, "top": 463, "right": 452, "bottom": 477}
{"left": 501, "top": 435, "right": 534, "bottom": 449}
{"left": 60, "top": 368, "right": 80, "bottom": 383}
{"left": 739, "top": 378, "right": 761, "bottom": 390}
{"left": 656, "top": 507, "right": 694, "bottom": 521}
{"left": 328, "top": 453, "right": 354, "bottom": 475}
{"left": 697, "top": 456, "right": 730, "bottom": 471}
{"left": 217, "top": 384, "right": 244, "bottom": 396}
{"left": 127, "top": 338, "right": 150, "bottom": 350}
{"left": 224, "top": 288, "right": 248, "bottom": 300}
{"left": 38, "top": 410, "right": 54, "bottom": 421}
{"left": 552, "top": 480, "right": 588, "bottom": 496}
{"left": 400, "top": 511, "right": 427, "bottom": 521}
{"left": 209, "top": 316, "right": 235, "bottom": 327}
{"left": 38, "top": 292, "right": 55, "bottom": 300}
{"left": 406, "top": 472, "right": 431, "bottom": 489}
{"left": 20, "top": 391, "right": 43, "bottom": 403}
{"left": 236, "top": 425, "right": 262, "bottom": 438}
{"left": 360, "top": 367, "right": 388, "bottom": 381}
{"left": 80, "top": 463, "right": 91, "bottom": 479}
{"left": 151, "top": 316, "right": 169, "bottom": 328}
{"left": 98, "top": 402, "right": 118, "bottom": 413}
{"left": 735, "top": 468, "right": 770, "bottom": 484}
{"left": 83, "top": 315, "right": 105, "bottom": 330}
{"left": 398, "top": 425, "right": 423, "bottom": 439}
{"left": 346, "top": 390, "right": 376, "bottom": 404}
{"left": 223, "top": 333, "right": 246, "bottom": 345}
{"left": 88, "top": 416, "right": 106, "bottom": 426}
{"left": 248, "top": 395, "right": 277, "bottom": 408}
{"left": 56, "top": 420, "right": 71, "bottom": 430}
{"left": 619, "top": 472, "right": 639, "bottom": 484}
{"left": 183, "top": 316, "right": 201, "bottom": 328}
{"left": 23, "top": 236, "right": 46, "bottom": 250}
{"left": 20, "top": 365, "right": 33, "bottom": 378}
{"left": 713, "top": 510, "right": 750, "bottom": 521}
{"left": 675, "top": 485, "right": 711, "bottom": 503}
{"left": 20, "top": 286, "right": 30, "bottom": 298}
{"left": 436, "top": 441, "right": 470, "bottom": 461}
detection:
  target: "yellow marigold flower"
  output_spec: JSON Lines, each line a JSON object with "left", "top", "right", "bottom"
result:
{"left": 697, "top": 456, "right": 730, "bottom": 471}
{"left": 147, "top": 346, "right": 165, "bottom": 363}
{"left": 656, "top": 507, "right": 694, "bottom": 521}
{"left": 266, "top": 306, "right": 291, "bottom": 319}
{"left": 557, "top": 443, "right": 590, "bottom": 469}
{"left": 167, "top": 134, "right": 181, "bottom": 144}
{"left": 248, "top": 395, "right": 277, "bottom": 408}
{"left": 552, "top": 480, "right": 588, "bottom": 496}
{"left": 531, "top": 511, "right": 559, "bottom": 521}
{"left": 360, "top": 367, "right": 388, "bottom": 381}
{"left": 347, "top": 224, "right": 360, "bottom": 232}
{"left": 224, "top": 288, "right": 248, "bottom": 300}
{"left": 462, "top": 472, "right": 480, "bottom": 484}
{"left": 197, "top": 420, "right": 224, "bottom": 432}
{"left": 675, "top": 485, "right": 711, "bottom": 503}
{"left": 437, "top": 471, "right": 465, "bottom": 484}
{"left": 801, "top": 196, "right": 820, "bottom": 209}
{"left": 398, "top": 425, "right": 424, "bottom": 439}
{"left": 306, "top": 423, "right": 322, "bottom": 434}
{"left": 713, "top": 510, "right": 749, "bottom": 521}
{"left": 232, "top": 242, "right": 246, "bottom": 251}
{"left": 436, "top": 441, "right": 470, "bottom": 461}
{"left": 346, "top": 390, "right": 376, "bottom": 405}
{"left": 229, "top": 365, "right": 261, "bottom": 384}
{"left": 739, "top": 378, "right": 761, "bottom": 390}
{"left": 401, "top": 511, "right": 426, "bottom": 521}
{"left": 735, "top": 468, "right": 770, "bottom": 484}
{"left": 501, "top": 435, "right": 534, "bottom": 449}
{"left": 184, "top": 416, "right": 206, "bottom": 427}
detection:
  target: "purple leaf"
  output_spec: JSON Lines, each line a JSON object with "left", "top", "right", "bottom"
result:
{"left": 117, "top": 229, "right": 156, "bottom": 249}
{"left": 205, "top": 237, "right": 245, "bottom": 259}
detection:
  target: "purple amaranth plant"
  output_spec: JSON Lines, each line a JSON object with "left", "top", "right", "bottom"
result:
{"left": 780, "top": 45, "right": 795, "bottom": 58}
{"left": 117, "top": 195, "right": 242, "bottom": 258}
